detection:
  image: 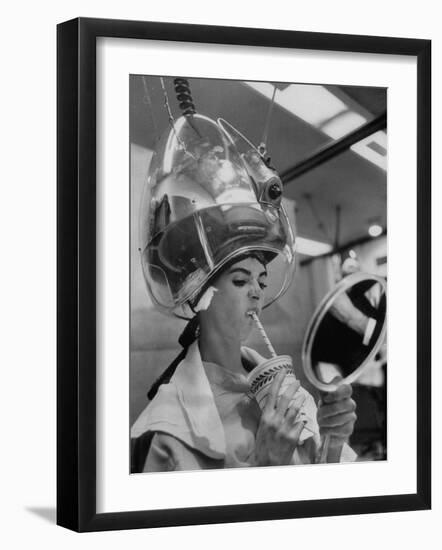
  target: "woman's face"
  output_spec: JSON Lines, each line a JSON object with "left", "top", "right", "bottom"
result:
{"left": 205, "top": 256, "right": 268, "bottom": 341}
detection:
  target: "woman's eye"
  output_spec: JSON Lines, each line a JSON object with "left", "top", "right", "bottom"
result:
{"left": 259, "top": 282, "right": 268, "bottom": 290}
{"left": 233, "top": 280, "right": 247, "bottom": 287}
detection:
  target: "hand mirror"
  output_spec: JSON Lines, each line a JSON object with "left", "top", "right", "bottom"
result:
{"left": 302, "top": 271, "right": 387, "bottom": 393}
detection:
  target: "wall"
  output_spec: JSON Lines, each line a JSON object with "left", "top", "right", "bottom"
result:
{"left": 1, "top": 1, "right": 440, "bottom": 549}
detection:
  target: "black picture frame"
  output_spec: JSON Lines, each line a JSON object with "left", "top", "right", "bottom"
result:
{"left": 57, "top": 17, "right": 431, "bottom": 532}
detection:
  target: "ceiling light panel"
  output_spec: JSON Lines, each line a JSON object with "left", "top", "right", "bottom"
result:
{"left": 296, "top": 236, "right": 333, "bottom": 256}
{"left": 246, "top": 81, "right": 348, "bottom": 126}
{"left": 278, "top": 85, "right": 347, "bottom": 126}
{"left": 351, "top": 130, "right": 387, "bottom": 171}
{"left": 320, "top": 111, "right": 368, "bottom": 139}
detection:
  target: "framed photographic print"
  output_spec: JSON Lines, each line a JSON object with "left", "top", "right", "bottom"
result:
{"left": 57, "top": 17, "right": 431, "bottom": 532}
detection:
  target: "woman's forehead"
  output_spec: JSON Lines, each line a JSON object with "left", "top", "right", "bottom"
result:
{"left": 227, "top": 256, "right": 267, "bottom": 275}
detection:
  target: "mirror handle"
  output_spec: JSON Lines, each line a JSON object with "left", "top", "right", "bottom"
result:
{"left": 319, "top": 434, "right": 331, "bottom": 463}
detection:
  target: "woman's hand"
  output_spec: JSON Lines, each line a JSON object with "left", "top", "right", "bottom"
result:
{"left": 252, "top": 370, "right": 306, "bottom": 466}
{"left": 317, "top": 378, "right": 357, "bottom": 461}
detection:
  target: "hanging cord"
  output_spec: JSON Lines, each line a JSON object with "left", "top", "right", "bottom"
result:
{"left": 173, "top": 78, "right": 196, "bottom": 116}
{"left": 173, "top": 77, "right": 201, "bottom": 138}
{"left": 258, "top": 84, "right": 277, "bottom": 161}
{"left": 146, "top": 315, "right": 200, "bottom": 401}
{"left": 159, "top": 77, "right": 196, "bottom": 157}
{"left": 141, "top": 76, "right": 160, "bottom": 141}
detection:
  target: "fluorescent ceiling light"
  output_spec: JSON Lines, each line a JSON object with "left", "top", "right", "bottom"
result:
{"left": 320, "top": 111, "right": 367, "bottom": 139}
{"left": 246, "top": 82, "right": 347, "bottom": 126}
{"left": 296, "top": 236, "right": 332, "bottom": 256}
{"left": 351, "top": 131, "right": 387, "bottom": 171}
{"left": 277, "top": 85, "right": 347, "bottom": 126}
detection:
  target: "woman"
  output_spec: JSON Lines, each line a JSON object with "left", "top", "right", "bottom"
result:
{"left": 131, "top": 253, "right": 357, "bottom": 471}
{"left": 131, "top": 112, "right": 356, "bottom": 471}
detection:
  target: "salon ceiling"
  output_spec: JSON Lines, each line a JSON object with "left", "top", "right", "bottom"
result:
{"left": 130, "top": 76, "right": 387, "bottom": 250}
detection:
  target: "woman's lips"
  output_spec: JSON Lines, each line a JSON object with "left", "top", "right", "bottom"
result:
{"left": 246, "top": 308, "right": 259, "bottom": 318}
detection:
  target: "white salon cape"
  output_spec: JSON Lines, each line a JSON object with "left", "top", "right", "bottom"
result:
{"left": 131, "top": 341, "right": 356, "bottom": 471}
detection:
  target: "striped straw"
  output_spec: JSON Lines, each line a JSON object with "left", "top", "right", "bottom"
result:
{"left": 249, "top": 312, "right": 277, "bottom": 358}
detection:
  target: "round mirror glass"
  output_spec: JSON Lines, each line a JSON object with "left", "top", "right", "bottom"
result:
{"left": 302, "top": 272, "right": 387, "bottom": 392}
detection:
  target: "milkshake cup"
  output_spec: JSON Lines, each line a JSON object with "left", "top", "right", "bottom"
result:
{"left": 248, "top": 355, "right": 299, "bottom": 410}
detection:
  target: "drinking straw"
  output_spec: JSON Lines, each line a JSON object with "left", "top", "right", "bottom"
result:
{"left": 249, "top": 311, "right": 277, "bottom": 358}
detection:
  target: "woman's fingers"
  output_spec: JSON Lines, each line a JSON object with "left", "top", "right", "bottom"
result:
{"left": 317, "top": 410, "right": 357, "bottom": 428}
{"left": 320, "top": 420, "right": 355, "bottom": 438}
{"left": 321, "top": 383, "right": 352, "bottom": 403}
{"left": 276, "top": 381, "right": 300, "bottom": 416}
{"left": 284, "top": 393, "right": 306, "bottom": 424}
{"left": 288, "top": 420, "right": 306, "bottom": 442}
{"left": 241, "top": 347, "right": 266, "bottom": 366}
{"left": 264, "top": 370, "right": 286, "bottom": 411}
{"left": 254, "top": 375, "right": 307, "bottom": 466}
{"left": 317, "top": 398, "right": 356, "bottom": 420}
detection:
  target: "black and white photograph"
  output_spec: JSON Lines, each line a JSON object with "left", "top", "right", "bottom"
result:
{"left": 129, "top": 75, "right": 388, "bottom": 473}
{"left": 0, "top": 0, "right": 436, "bottom": 542}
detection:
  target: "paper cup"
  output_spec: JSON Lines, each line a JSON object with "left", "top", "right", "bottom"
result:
{"left": 248, "top": 355, "right": 298, "bottom": 410}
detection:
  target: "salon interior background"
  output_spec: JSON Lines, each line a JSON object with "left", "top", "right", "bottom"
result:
{"left": 130, "top": 76, "right": 387, "bottom": 430}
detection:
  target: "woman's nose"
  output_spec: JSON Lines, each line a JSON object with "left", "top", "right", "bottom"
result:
{"left": 248, "top": 281, "right": 262, "bottom": 300}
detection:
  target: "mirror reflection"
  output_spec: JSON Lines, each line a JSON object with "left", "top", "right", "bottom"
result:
{"left": 302, "top": 272, "right": 387, "bottom": 461}
{"left": 311, "top": 279, "right": 386, "bottom": 384}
